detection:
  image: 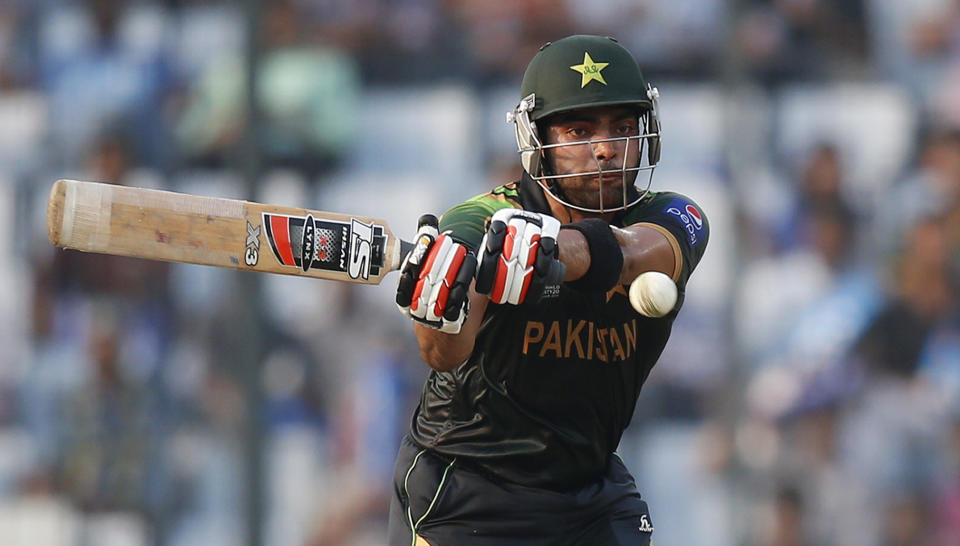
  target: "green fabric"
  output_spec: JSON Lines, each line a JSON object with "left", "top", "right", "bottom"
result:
{"left": 437, "top": 186, "right": 522, "bottom": 251}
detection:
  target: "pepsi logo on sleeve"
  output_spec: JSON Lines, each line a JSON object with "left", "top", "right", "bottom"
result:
{"left": 664, "top": 197, "right": 706, "bottom": 247}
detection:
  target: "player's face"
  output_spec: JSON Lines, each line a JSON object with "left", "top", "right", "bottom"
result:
{"left": 541, "top": 106, "right": 642, "bottom": 210}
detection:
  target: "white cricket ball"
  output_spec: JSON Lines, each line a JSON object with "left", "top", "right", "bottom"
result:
{"left": 628, "top": 271, "right": 678, "bottom": 318}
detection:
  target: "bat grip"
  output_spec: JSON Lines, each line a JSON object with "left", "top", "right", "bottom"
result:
{"left": 399, "top": 239, "right": 415, "bottom": 261}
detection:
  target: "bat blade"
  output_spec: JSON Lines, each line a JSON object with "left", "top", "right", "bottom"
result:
{"left": 47, "top": 179, "right": 412, "bottom": 285}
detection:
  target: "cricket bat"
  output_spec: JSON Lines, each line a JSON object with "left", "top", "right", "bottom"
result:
{"left": 47, "top": 179, "right": 413, "bottom": 284}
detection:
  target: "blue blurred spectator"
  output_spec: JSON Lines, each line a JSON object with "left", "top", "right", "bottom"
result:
{"left": 174, "top": 0, "right": 359, "bottom": 177}
{"left": 737, "top": 0, "right": 869, "bottom": 84}
{"left": 447, "top": 0, "right": 573, "bottom": 86}
{"left": 24, "top": 128, "right": 175, "bottom": 521}
{"left": 738, "top": 144, "right": 880, "bottom": 372}
{"left": 563, "top": 0, "right": 723, "bottom": 78}
{"left": 37, "top": 0, "right": 176, "bottom": 169}
{"left": 867, "top": 0, "right": 960, "bottom": 106}
{"left": 854, "top": 217, "right": 956, "bottom": 378}
{"left": 775, "top": 143, "right": 848, "bottom": 251}
{"left": 876, "top": 128, "right": 960, "bottom": 259}
{"left": 832, "top": 216, "right": 958, "bottom": 546}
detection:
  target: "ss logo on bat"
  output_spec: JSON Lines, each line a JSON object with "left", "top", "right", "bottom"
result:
{"left": 245, "top": 221, "right": 261, "bottom": 266}
{"left": 349, "top": 219, "right": 373, "bottom": 279}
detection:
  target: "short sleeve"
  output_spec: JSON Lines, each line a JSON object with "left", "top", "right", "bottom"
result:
{"left": 622, "top": 192, "right": 709, "bottom": 289}
{"left": 438, "top": 191, "right": 522, "bottom": 252}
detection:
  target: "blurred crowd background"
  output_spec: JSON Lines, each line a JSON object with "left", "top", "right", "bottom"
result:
{"left": 1, "top": 0, "right": 960, "bottom": 544}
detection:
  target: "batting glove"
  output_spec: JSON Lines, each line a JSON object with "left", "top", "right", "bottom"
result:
{"left": 396, "top": 214, "right": 477, "bottom": 334}
{"left": 475, "top": 209, "right": 565, "bottom": 305}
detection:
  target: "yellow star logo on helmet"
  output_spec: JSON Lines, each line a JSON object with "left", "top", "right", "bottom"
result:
{"left": 569, "top": 52, "right": 609, "bottom": 88}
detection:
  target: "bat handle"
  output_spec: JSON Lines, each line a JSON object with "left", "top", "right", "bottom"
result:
{"left": 399, "top": 239, "right": 415, "bottom": 262}
{"left": 418, "top": 214, "right": 439, "bottom": 229}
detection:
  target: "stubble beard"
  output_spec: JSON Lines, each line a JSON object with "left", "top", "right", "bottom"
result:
{"left": 554, "top": 172, "right": 637, "bottom": 210}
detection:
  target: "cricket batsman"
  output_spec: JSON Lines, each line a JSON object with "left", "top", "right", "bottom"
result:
{"left": 391, "top": 34, "right": 709, "bottom": 545}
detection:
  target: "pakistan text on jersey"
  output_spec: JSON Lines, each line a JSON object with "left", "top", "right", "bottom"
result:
{"left": 522, "top": 318, "right": 640, "bottom": 362}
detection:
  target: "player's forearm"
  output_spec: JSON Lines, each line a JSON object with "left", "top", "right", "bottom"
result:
{"left": 557, "top": 225, "right": 677, "bottom": 285}
{"left": 614, "top": 225, "right": 678, "bottom": 283}
{"left": 414, "top": 290, "right": 489, "bottom": 371}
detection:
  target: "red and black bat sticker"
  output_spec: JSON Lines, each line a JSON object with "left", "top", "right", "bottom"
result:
{"left": 261, "top": 213, "right": 387, "bottom": 279}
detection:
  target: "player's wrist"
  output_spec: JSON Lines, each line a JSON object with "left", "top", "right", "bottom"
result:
{"left": 560, "top": 219, "right": 624, "bottom": 293}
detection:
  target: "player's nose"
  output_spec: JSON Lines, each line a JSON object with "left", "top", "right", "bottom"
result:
{"left": 591, "top": 136, "right": 620, "bottom": 162}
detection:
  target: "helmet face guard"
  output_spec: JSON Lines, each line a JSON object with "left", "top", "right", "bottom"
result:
{"left": 507, "top": 35, "right": 662, "bottom": 214}
{"left": 509, "top": 86, "right": 661, "bottom": 213}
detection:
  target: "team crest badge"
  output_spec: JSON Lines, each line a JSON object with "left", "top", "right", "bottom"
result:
{"left": 570, "top": 52, "right": 609, "bottom": 88}
{"left": 262, "top": 212, "right": 387, "bottom": 279}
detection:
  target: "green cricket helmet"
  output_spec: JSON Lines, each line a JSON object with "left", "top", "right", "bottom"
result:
{"left": 507, "top": 35, "right": 662, "bottom": 213}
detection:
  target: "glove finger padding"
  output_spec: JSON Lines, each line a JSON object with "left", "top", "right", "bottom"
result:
{"left": 474, "top": 218, "right": 507, "bottom": 296}
{"left": 525, "top": 229, "right": 564, "bottom": 302}
{"left": 445, "top": 253, "right": 477, "bottom": 322}
{"left": 476, "top": 209, "right": 564, "bottom": 305}
{"left": 396, "top": 214, "right": 439, "bottom": 310}
{"left": 397, "top": 215, "right": 476, "bottom": 334}
{"left": 417, "top": 235, "right": 462, "bottom": 321}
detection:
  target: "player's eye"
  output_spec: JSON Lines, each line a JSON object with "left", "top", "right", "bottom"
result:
{"left": 567, "top": 126, "right": 589, "bottom": 139}
{"left": 617, "top": 123, "right": 638, "bottom": 135}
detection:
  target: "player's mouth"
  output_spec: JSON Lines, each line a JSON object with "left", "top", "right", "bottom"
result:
{"left": 600, "top": 172, "right": 625, "bottom": 182}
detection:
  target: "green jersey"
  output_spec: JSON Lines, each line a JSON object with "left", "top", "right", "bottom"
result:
{"left": 409, "top": 175, "right": 709, "bottom": 489}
